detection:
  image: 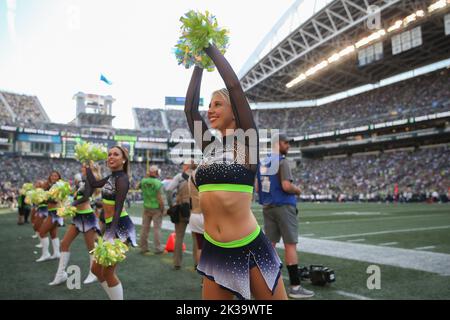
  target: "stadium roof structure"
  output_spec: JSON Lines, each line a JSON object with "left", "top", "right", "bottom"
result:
{"left": 240, "top": 0, "right": 450, "bottom": 102}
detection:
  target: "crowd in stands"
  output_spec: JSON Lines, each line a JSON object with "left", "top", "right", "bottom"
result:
{"left": 133, "top": 108, "right": 168, "bottom": 138}
{"left": 3, "top": 68, "right": 448, "bottom": 140}
{"left": 1, "top": 144, "right": 448, "bottom": 207}
{"left": 0, "top": 91, "right": 49, "bottom": 126}
{"left": 130, "top": 68, "right": 450, "bottom": 137}
{"left": 256, "top": 68, "right": 450, "bottom": 135}
{"left": 133, "top": 108, "right": 210, "bottom": 139}
{"left": 0, "top": 156, "right": 181, "bottom": 207}
{"left": 293, "top": 145, "right": 449, "bottom": 202}
{"left": 1, "top": 68, "right": 449, "bottom": 206}
{"left": 0, "top": 98, "right": 13, "bottom": 124}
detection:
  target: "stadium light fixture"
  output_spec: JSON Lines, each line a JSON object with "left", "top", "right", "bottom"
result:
{"left": 404, "top": 13, "right": 418, "bottom": 25}
{"left": 328, "top": 53, "right": 341, "bottom": 63}
{"left": 416, "top": 10, "right": 425, "bottom": 17}
{"left": 286, "top": 6, "right": 436, "bottom": 89}
{"left": 388, "top": 20, "right": 403, "bottom": 32}
{"left": 286, "top": 73, "right": 306, "bottom": 88}
{"left": 428, "top": 0, "right": 447, "bottom": 13}
{"left": 355, "top": 29, "right": 386, "bottom": 48}
{"left": 338, "top": 45, "right": 355, "bottom": 57}
{"left": 305, "top": 60, "right": 329, "bottom": 77}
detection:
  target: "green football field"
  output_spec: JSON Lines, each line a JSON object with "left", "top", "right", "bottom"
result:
{"left": 1, "top": 202, "right": 449, "bottom": 300}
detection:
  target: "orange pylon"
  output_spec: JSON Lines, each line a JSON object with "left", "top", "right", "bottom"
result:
{"left": 164, "top": 232, "right": 186, "bottom": 253}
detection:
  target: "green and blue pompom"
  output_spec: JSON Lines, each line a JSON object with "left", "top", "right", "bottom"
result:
{"left": 74, "top": 142, "right": 107, "bottom": 163}
{"left": 174, "top": 10, "right": 229, "bottom": 72}
{"left": 20, "top": 183, "right": 34, "bottom": 195}
{"left": 25, "top": 188, "right": 48, "bottom": 205}
{"left": 90, "top": 237, "right": 129, "bottom": 267}
{"left": 48, "top": 180, "right": 72, "bottom": 203}
{"left": 57, "top": 203, "right": 77, "bottom": 218}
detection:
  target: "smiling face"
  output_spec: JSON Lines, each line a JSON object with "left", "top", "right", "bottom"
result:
{"left": 49, "top": 172, "right": 61, "bottom": 184}
{"left": 107, "top": 147, "right": 128, "bottom": 171}
{"left": 208, "top": 90, "right": 236, "bottom": 133}
{"left": 107, "top": 147, "right": 125, "bottom": 171}
{"left": 34, "top": 180, "right": 45, "bottom": 188}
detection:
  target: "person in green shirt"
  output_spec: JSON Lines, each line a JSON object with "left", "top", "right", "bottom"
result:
{"left": 17, "top": 192, "right": 31, "bottom": 225}
{"left": 138, "top": 165, "right": 165, "bottom": 254}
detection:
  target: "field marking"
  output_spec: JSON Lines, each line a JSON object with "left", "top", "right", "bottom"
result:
{"left": 331, "top": 212, "right": 383, "bottom": 216}
{"left": 346, "top": 239, "right": 365, "bottom": 243}
{"left": 302, "top": 233, "right": 315, "bottom": 237}
{"left": 379, "top": 242, "right": 398, "bottom": 246}
{"left": 132, "top": 217, "right": 450, "bottom": 276}
{"left": 414, "top": 246, "right": 436, "bottom": 251}
{"left": 288, "top": 239, "right": 450, "bottom": 276}
{"left": 321, "top": 225, "right": 450, "bottom": 240}
{"left": 334, "top": 290, "right": 373, "bottom": 300}
{"left": 302, "top": 213, "right": 450, "bottom": 225}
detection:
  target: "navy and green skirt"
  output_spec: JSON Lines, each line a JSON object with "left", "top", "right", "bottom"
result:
{"left": 48, "top": 209, "right": 64, "bottom": 226}
{"left": 72, "top": 209, "right": 101, "bottom": 234}
{"left": 105, "top": 213, "right": 137, "bottom": 247}
{"left": 36, "top": 205, "right": 48, "bottom": 218}
{"left": 196, "top": 226, "right": 282, "bottom": 300}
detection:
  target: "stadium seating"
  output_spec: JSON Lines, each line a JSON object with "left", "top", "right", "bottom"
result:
{"left": 1, "top": 144, "right": 448, "bottom": 206}
{"left": 0, "top": 91, "right": 49, "bottom": 125}
{"left": 255, "top": 68, "right": 450, "bottom": 135}
{"left": 293, "top": 145, "right": 449, "bottom": 202}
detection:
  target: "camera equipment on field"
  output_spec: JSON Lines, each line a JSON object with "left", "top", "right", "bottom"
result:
{"left": 299, "top": 265, "right": 336, "bottom": 286}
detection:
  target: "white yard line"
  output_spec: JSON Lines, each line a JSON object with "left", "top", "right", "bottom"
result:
{"left": 303, "top": 213, "right": 449, "bottom": 225}
{"left": 281, "top": 276, "right": 374, "bottom": 300}
{"left": 334, "top": 290, "right": 373, "bottom": 300}
{"left": 379, "top": 242, "right": 399, "bottom": 246}
{"left": 132, "top": 217, "right": 450, "bottom": 276}
{"left": 321, "top": 225, "right": 450, "bottom": 239}
{"left": 414, "top": 246, "right": 436, "bottom": 251}
{"left": 346, "top": 239, "right": 366, "bottom": 242}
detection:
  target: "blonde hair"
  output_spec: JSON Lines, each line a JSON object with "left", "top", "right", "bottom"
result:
{"left": 211, "top": 88, "right": 230, "bottom": 106}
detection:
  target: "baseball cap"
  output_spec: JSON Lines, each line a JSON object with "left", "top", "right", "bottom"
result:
{"left": 271, "top": 132, "right": 293, "bottom": 144}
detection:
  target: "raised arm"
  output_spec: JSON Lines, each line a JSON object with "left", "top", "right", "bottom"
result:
{"left": 85, "top": 167, "right": 108, "bottom": 188}
{"left": 184, "top": 66, "right": 214, "bottom": 152}
{"left": 204, "top": 45, "right": 257, "bottom": 132}
{"left": 109, "top": 174, "right": 129, "bottom": 235}
{"left": 71, "top": 179, "right": 94, "bottom": 207}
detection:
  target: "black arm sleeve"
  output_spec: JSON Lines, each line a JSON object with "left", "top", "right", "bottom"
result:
{"left": 185, "top": 66, "right": 215, "bottom": 152}
{"left": 204, "top": 45, "right": 257, "bottom": 132}
{"left": 71, "top": 180, "right": 94, "bottom": 207}
{"left": 86, "top": 167, "right": 108, "bottom": 188}
{"left": 111, "top": 174, "right": 129, "bottom": 228}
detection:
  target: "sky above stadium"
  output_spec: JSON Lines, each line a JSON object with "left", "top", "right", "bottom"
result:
{"left": 0, "top": 0, "right": 297, "bottom": 129}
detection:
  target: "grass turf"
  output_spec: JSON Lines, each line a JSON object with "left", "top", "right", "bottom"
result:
{"left": 1, "top": 202, "right": 449, "bottom": 299}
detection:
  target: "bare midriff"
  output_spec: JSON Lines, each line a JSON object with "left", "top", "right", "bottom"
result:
{"left": 103, "top": 203, "right": 115, "bottom": 221}
{"left": 200, "top": 191, "right": 258, "bottom": 243}
{"left": 76, "top": 200, "right": 92, "bottom": 212}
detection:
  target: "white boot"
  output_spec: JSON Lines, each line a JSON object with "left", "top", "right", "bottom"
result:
{"left": 36, "top": 237, "right": 51, "bottom": 262}
{"left": 100, "top": 281, "right": 112, "bottom": 299}
{"left": 108, "top": 282, "right": 123, "bottom": 300}
{"left": 83, "top": 255, "right": 98, "bottom": 284}
{"left": 35, "top": 232, "right": 42, "bottom": 247}
{"left": 32, "top": 231, "right": 39, "bottom": 239}
{"left": 49, "top": 252, "right": 70, "bottom": 286}
{"left": 50, "top": 238, "right": 60, "bottom": 260}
